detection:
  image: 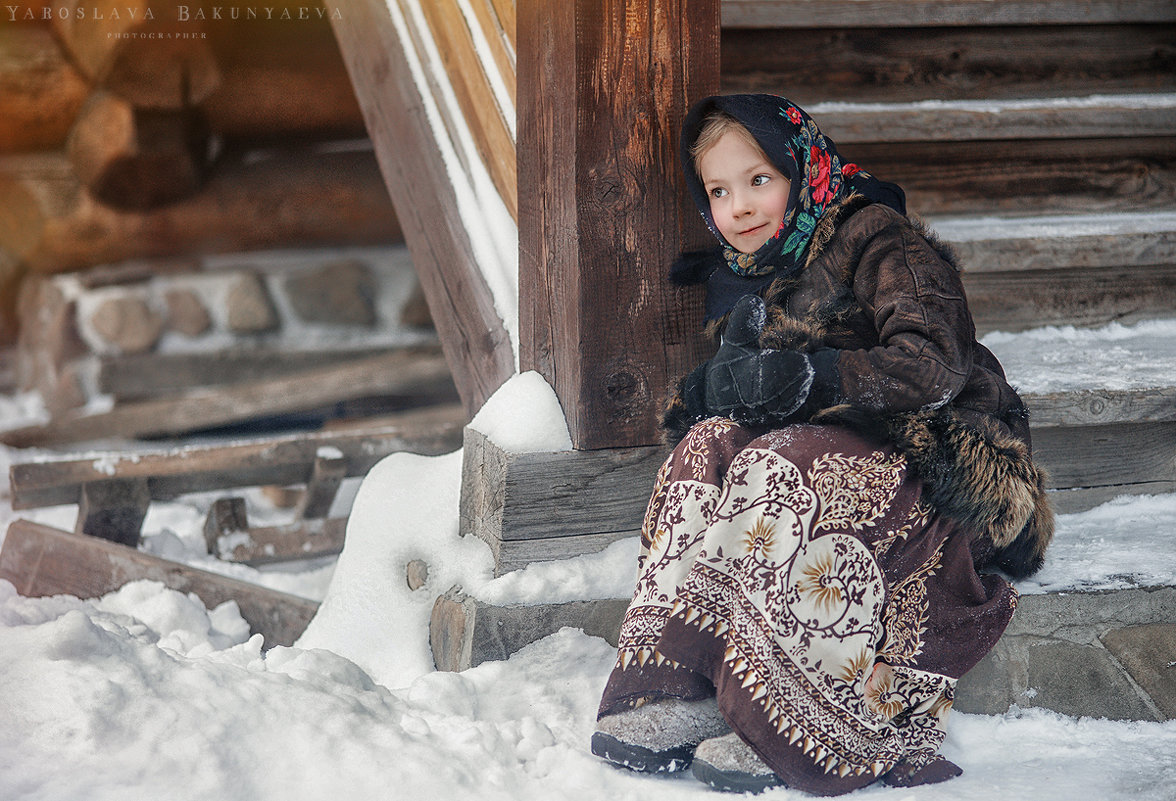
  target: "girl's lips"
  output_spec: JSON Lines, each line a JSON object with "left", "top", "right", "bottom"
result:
{"left": 738, "top": 223, "right": 765, "bottom": 236}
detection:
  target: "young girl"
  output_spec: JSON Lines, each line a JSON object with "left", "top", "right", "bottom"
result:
{"left": 591, "top": 94, "right": 1053, "bottom": 794}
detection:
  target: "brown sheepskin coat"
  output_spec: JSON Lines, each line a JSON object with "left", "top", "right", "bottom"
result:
{"left": 663, "top": 196, "right": 1054, "bottom": 578}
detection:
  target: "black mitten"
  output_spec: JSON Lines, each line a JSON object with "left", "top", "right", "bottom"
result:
{"left": 705, "top": 294, "right": 814, "bottom": 425}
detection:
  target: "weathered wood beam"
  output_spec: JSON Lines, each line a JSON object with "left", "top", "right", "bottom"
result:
{"left": 0, "top": 519, "right": 318, "bottom": 648}
{"left": 75, "top": 477, "right": 150, "bottom": 546}
{"left": 210, "top": 517, "right": 348, "bottom": 566}
{"left": 330, "top": 0, "right": 515, "bottom": 417}
{"left": 720, "top": 0, "right": 1176, "bottom": 28}
{"left": 8, "top": 402, "right": 465, "bottom": 510}
{"left": 518, "top": 0, "right": 719, "bottom": 449}
{"left": 0, "top": 348, "right": 454, "bottom": 447}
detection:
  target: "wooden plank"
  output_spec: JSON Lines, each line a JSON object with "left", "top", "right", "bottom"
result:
{"left": 494, "top": 530, "right": 633, "bottom": 576}
{"left": 517, "top": 0, "right": 719, "bottom": 449}
{"left": 467, "top": 0, "right": 517, "bottom": 102}
{"left": 1032, "top": 422, "right": 1176, "bottom": 489}
{"left": 0, "top": 349, "right": 454, "bottom": 447}
{"left": 848, "top": 137, "right": 1176, "bottom": 216}
{"left": 808, "top": 96, "right": 1176, "bottom": 145}
{"left": 292, "top": 453, "right": 347, "bottom": 519}
{"left": 721, "top": 23, "right": 1176, "bottom": 105}
{"left": 1049, "top": 482, "right": 1176, "bottom": 515}
{"left": 488, "top": 0, "right": 516, "bottom": 52}
{"left": 96, "top": 346, "right": 439, "bottom": 401}
{"left": 1027, "top": 389, "right": 1176, "bottom": 428}
{"left": 9, "top": 403, "right": 465, "bottom": 509}
{"left": 965, "top": 264, "right": 1176, "bottom": 334}
{"left": 331, "top": 0, "right": 515, "bottom": 417}
{"left": 720, "top": 0, "right": 1176, "bottom": 28}
{"left": 0, "top": 519, "right": 318, "bottom": 648}
{"left": 417, "top": 0, "right": 518, "bottom": 220}
{"left": 210, "top": 518, "right": 348, "bottom": 566}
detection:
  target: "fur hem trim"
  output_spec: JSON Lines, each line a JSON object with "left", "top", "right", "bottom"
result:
{"left": 812, "top": 404, "right": 1054, "bottom": 577}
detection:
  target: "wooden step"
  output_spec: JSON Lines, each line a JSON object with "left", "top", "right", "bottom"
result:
{"left": 931, "top": 210, "right": 1176, "bottom": 332}
{"left": 460, "top": 378, "right": 1176, "bottom": 573}
{"left": 722, "top": 22, "right": 1176, "bottom": 105}
{"left": 721, "top": 0, "right": 1176, "bottom": 28}
{"left": 430, "top": 582, "right": 1176, "bottom": 721}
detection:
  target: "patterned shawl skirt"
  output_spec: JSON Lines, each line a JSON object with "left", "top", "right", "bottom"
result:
{"left": 597, "top": 418, "right": 1018, "bottom": 795}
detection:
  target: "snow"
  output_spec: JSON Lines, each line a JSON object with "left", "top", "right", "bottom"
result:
{"left": 3, "top": 342, "right": 1176, "bottom": 798}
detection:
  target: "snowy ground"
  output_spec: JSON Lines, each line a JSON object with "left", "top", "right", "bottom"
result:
{"left": 3, "top": 323, "right": 1176, "bottom": 800}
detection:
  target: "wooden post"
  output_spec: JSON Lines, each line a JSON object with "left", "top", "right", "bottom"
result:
{"left": 75, "top": 478, "right": 150, "bottom": 547}
{"left": 517, "top": 0, "right": 719, "bottom": 449}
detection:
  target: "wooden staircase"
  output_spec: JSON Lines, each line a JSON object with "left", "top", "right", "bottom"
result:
{"left": 429, "top": 0, "right": 1176, "bottom": 721}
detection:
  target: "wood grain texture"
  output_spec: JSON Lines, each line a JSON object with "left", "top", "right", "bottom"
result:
{"left": 213, "top": 518, "right": 348, "bottom": 566}
{"left": 964, "top": 264, "right": 1176, "bottom": 334}
{"left": 0, "top": 519, "right": 318, "bottom": 647}
{"left": 720, "top": 0, "right": 1176, "bottom": 28}
{"left": 9, "top": 403, "right": 465, "bottom": 509}
{"left": 722, "top": 24, "right": 1176, "bottom": 104}
{"left": 1032, "top": 422, "right": 1176, "bottom": 488}
{"left": 517, "top": 0, "right": 718, "bottom": 449}
{"left": 331, "top": 0, "right": 515, "bottom": 417}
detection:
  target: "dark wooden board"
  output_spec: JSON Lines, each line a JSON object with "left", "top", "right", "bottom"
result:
{"left": 722, "top": 24, "right": 1176, "bottom": 105}
{"left": 965, "top": 263, "right": 1176, "bottom": 334}
{"left": 516, "top": 0, "right": 719, "bottom": 449}
{"left": 1032, "top": 421, "right": 1176, "bottom": 489}
{"left": 0, "top": 519, "right": 318, "bottom": 648}
{"left": 9, "top": 403, "right": 465, "bottom": 510}
{"left": 330, "top": 0, "right": 515, "bottom": 417}
{"left": 721, "top": 0, "right": 1176, "bottom": 28}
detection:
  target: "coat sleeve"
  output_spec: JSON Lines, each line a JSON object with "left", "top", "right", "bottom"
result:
{"left": 808, "top": 219, "right": 976, "bottom": 414}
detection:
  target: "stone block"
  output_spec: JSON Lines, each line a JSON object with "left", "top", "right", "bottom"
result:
{"left": 285, "top": 259, "right": 376, "bottom": 327}
{"left": 226, "top": 272, "right": 278, "bottom": 333}
{"left": 89, "top": 295, "right": 164, "bottom": 354}
{"left": 1101, "top": 624, "right": 1176, "bottom": 720}
{"left": 165, "top": 289, "right": 211, "bottom": 337}
{"left": 1024, "top": 639, "right": 1159, "bottom": 721}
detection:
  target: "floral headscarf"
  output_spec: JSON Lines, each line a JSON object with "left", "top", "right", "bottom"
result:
{"left": 679, "top": 94, "right": 905, "bottom": 283}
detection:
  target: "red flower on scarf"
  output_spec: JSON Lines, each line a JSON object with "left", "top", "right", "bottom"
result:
{"left": 842, "top": 163, "right": 861, "bottom": 177}
{"left": 809, "top": 146, "right": 833, "bottom": 204}
{"left": 786, "top": 106, "right": 803, "bottom": 125}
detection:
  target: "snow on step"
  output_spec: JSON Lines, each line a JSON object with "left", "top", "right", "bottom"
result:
{"left": 982, "top": 318, "right": 1176, "bottom": 394}
{"left": 806, "top": 93, "right": 1176, "bottom": 143}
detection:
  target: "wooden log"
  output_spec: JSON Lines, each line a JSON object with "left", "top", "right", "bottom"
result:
{"left": 213, "top": 518, "right": 348, "bottom": 565}
{"left": 0, "top": 519, "right": 318, "bottom": 648}
{"left": 1032, "top": 422, "right": 1176, "bottom": 491}
{"left": 50, "top": 0, "right": 220, "bottom": 109}
{"left": 330, "top": 0, "right": 514, "bottom": 417}
{"left": 720, "top": 0, "right": 1176, "bottom": 28}
{"left": 721, "top": 23, "right": 1176, "bottom": 105}
{"left": 75, "top": 477, "right": 150, "bottom": 546}
{"left": 8, "top": 403, "right": 465, "bottom": 510}
{"left": 417, "top": 0, "right": 517, "bottom": 220}
{"left": 517, "top": 0, "right": 719, "bottom": 449}
{"left": 202, "top": 11, "right": 367, "bottom": 142}
{"left": 0, "top": 146, "right": 401, "bottom": 276}
{"left": 67, "top": 90, "right": 212, "bottom": 209}
{"left": 0, "top": 23, "right": 89, "bottom": 152}
{"left": 0, "top": 349, "right": 456, "bottom": 447}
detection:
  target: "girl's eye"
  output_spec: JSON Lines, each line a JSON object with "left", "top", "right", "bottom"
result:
{"left": 752, "top": 174, "right": 771, "bottom": 186}
{"left": 710, "top": 187, "right": 728, "bottom": 199}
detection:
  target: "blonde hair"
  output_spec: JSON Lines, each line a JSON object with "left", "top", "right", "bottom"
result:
{"left": 690, "top": 112, "right": 767, "bottom": 176}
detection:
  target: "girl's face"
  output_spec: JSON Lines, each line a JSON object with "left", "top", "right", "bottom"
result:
{"left": 697, "top": 130, "right": 791, "bottom": 254}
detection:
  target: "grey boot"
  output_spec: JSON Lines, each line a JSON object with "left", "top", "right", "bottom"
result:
{"left": 592, "top": 696, "right": 731, "bottom": 773}
{"left": 691, "top": 731, "right": 784, "bottom": 793}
